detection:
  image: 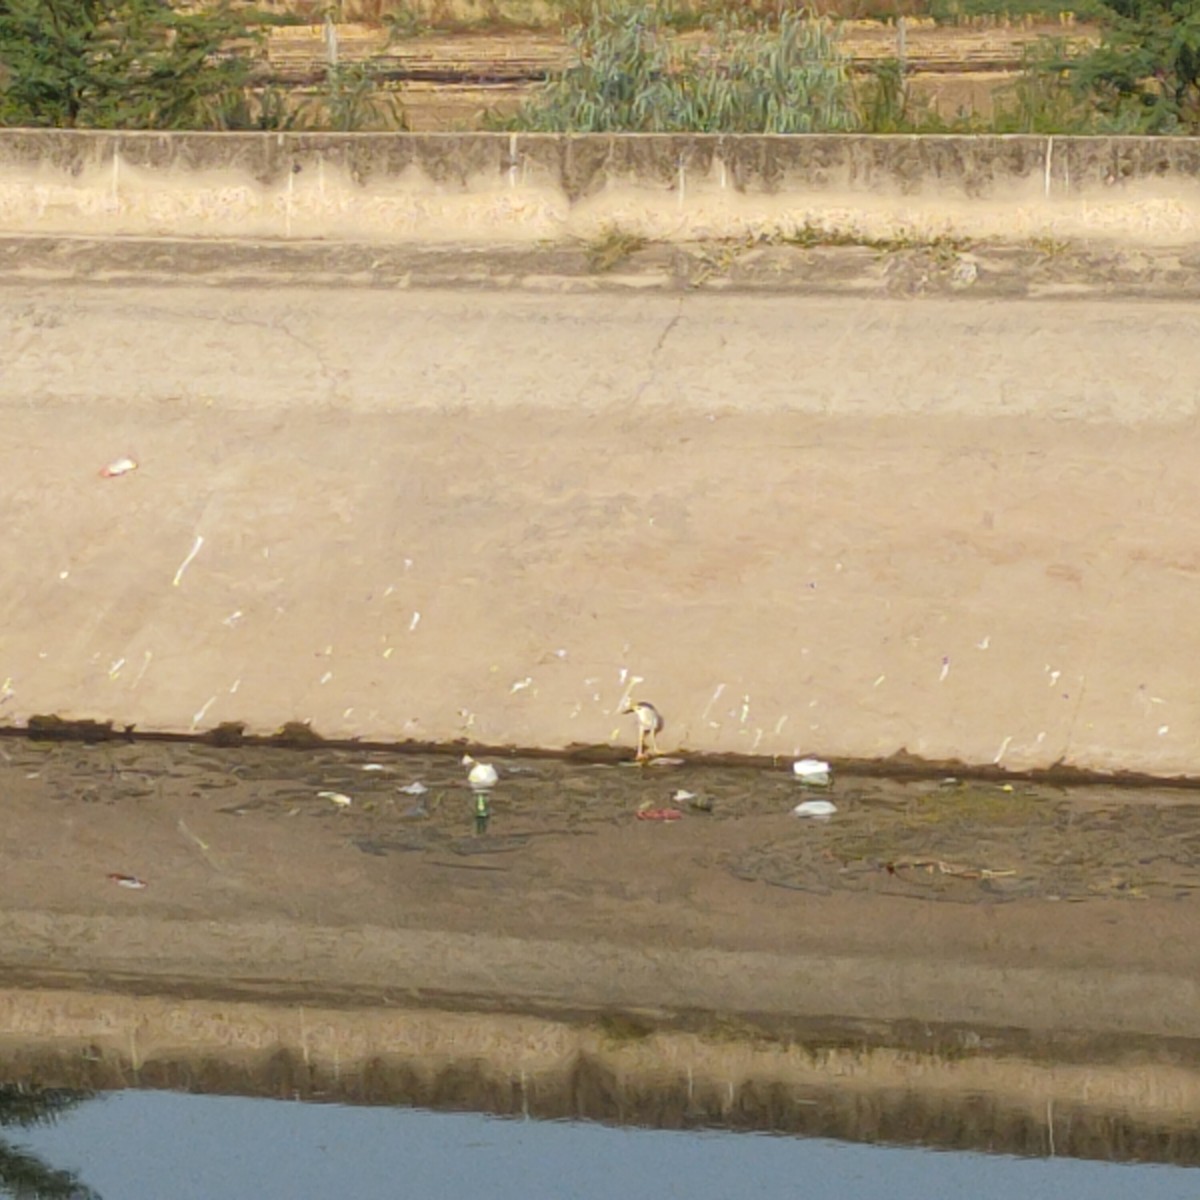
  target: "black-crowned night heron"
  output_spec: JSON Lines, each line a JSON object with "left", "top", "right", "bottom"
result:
{"left": 621, "top": 700, "right": 664, "bottom": 760}
{"left": 462, "top": 754, "right": 499, "bottom": 788}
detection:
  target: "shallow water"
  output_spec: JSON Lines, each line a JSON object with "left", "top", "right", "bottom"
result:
{"left": 6, "top": 736, "right": 1200, "bottom": 904}
{"left": 4, "top": 1087, "right": 1199, "bottom": 1200}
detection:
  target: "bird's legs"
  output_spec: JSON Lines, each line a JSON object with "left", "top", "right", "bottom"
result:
{"left": 636, "top": 727, "right": 648, "bottom": 761}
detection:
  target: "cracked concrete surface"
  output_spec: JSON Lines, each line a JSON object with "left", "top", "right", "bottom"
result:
{"left": 3, "top": 266, "right": 1200, "bottom": 774}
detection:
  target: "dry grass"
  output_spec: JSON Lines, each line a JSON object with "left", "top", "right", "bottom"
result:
{"left": 583, "top": 225, "right": 648, "bottom": 272}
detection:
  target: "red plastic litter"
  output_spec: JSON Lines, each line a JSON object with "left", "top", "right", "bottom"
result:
{"left": 107, "top": 873, "right": 147, "bottom": 889}
{"left": 635, "top": 808, "right": 683, "bottom": 822}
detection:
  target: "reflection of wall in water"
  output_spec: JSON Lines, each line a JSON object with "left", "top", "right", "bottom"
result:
{"left": 1, "top": 988, "right": 1199, "bottom": 1167}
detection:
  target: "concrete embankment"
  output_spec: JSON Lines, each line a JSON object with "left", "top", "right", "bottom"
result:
{"left": 3, "top": 130, "right": 1200, "bottom": 244}
{"left": 1, "top": 132, "right": 1199, "bottom": 775}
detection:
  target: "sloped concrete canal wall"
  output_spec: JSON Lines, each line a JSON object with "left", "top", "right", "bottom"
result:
{"left": 2, "top": 132, "right": 1199, "bottom": 775}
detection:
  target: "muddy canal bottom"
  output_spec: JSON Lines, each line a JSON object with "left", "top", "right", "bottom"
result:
{"left": 4, "top": 739, "right": 1200, "bottom": 904}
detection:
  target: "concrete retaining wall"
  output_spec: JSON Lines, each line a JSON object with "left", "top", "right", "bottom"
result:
{"left": 2, "top": 130, "right": 1200, "bottom": 243}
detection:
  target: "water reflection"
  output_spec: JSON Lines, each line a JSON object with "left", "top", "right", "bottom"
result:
{"left": 0, "top": 1086, "right": 98, "bottom": 1200}
{"left": 5, "top": 1089, "right": 1199, "bottom": 1200}
{"left": 2, "top": 989, "right": 1200, "bottom": 1170}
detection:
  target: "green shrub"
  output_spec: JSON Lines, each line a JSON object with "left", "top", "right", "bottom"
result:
{"left": 500, "top": 3, "right": 856, "bottom": 132}
{"left": 0, "top": 0, "right": 261, "bottom": 129}
{"left": 301, "top": 60, "right": 409, "bottom": 131}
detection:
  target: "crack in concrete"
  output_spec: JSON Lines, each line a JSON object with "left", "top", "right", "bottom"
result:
{"left": 111, "top": 299, "right": 339, "bottom": 403}
{"left": 632, "top": 299, "right": 684, "bottom": 404}
{"left": 214, "top": 309, "right": 344, "bottom": 403}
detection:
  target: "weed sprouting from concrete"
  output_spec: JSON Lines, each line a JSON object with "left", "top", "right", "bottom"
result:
{"left": 584, "top": 225, "right": 648, "bottom": 271}
{"left": 779, "top": 223, "right": 973, "bottom": 259}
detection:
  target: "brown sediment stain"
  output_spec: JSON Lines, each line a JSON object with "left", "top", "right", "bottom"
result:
{"left": 1046, "top": 562, "right": 1084, "bottom": 585}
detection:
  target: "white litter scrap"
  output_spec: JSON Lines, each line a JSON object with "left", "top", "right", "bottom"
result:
{"left": 318, "top": 791, "right": 352, "bottom": 807}
{"left": 100, "top": 457, "right": 138, "bottom": 479}
{"left": 399, "top": 781, "right": 428, "bottom": 796}
{"left": 172, "top": 535, "right": 205, "bottom": 588}
{"left": 793, "top": 799, "right": 838, "bottom": 818}
{"left": 462, "top": 755, "right": 499, "bottom": 789}
{"left": 672, "top": 789, "right": 697, "bottom": 803}
{"left": 792, "top": 758, "right": 832, "bottom": 786}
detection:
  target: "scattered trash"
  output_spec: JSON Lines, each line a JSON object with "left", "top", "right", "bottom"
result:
{"left": 177, "top": 818, "right": 212, "bottom": 850}
{"left": 510, "top": 677, "right": 533, "bottom": 694}
{"left": 792, "top": 758, "right": 832, "bottom": 786}
{"left": 687, "top": 795, "right": 714, "bottom": 813}
{"left": 701, "top": 683, "right": 726, "bottom": 721}
{"left": 885, "top": 856, "right": 1015, "bottom": 881}
{"left": 463, "top": 755, "right": 499, "bottom": 789}
{"left": 951, "top": 259, "right": 979, "bottom": 288}
{"left": 646, "top": 756, "right": 684, "bottom": 768}
{"left": 793, "top": 799, "right": 837, "bottom": 818}
{"left": 939, "top": 656, "right": 951, "bottom": 683}
{"left": 190, "top": 696, "right": 216, "bottom": 732}
{"left": 361, "top": 763, "right": 386, "bottom": 772}
{"left": 399, "top": 781, "right": 428, "bottom": 796}
{"left": 318, "top": 791, "right": 352, "bottom": 807}
{"left": 172, "top": 534, "right": 205, "bottom": 588}
{"left": 636, "top": 807, "right": 683, "bottom": 822}
{"left": 107, "top": 873, "right": 147, "bottom": 889}
{"left": 672, "top": 789, "right": 697, "bottom": 803}
{"left": 474, "top": 790, "right": 491, "bottom": 834}
{"left": 99, "top": 457, "right": 137, "bottom": 479}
